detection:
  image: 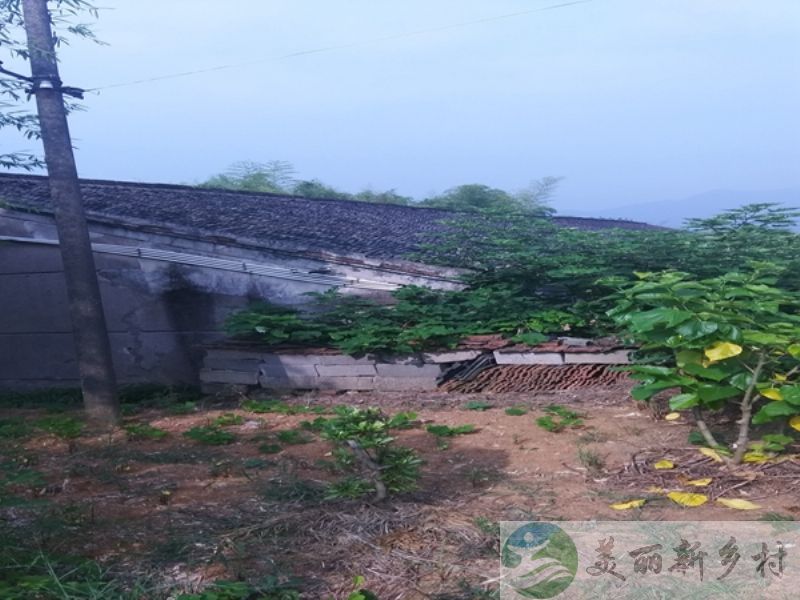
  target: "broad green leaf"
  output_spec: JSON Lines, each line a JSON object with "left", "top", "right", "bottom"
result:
{"left": 752, "top": 400, "right": 798, "bottom": 425}
{"left": 676, "top": 320, "right": 719, "bottom": 340}
{"left": 696, "top": 384, "right": 741, "bottom": 403}
{"left": 742, "top": 331, "right": 788, "bottom": 346}
{"left": 676, "top": 350, "right": 703, "bottom": 367}
{"left": 729, "top": 372, "right": 753, "bottom": 391}
{"left": 628, "top": 365, "right": 675, "bottom": 377}
{"left": 669, "top": 393, "right": 699, "bottom": 410}
{"left": 704, "top": 342, "right": 743, "bottom": 363}
{"left": 681, "top": 362, "right": 732, "bottom": 382}
{"left": 788, "top": 344, "right": 800, "bottom": 359}
{"left": 629, "top": 308, "right": 693, "bottom": 332}
{"left": 783, "top": 387, "right": 800, "bottom": 406}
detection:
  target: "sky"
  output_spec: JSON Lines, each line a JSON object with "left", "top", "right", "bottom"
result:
{"left": 2, "top": 0, "right": 799, "bottom": 215}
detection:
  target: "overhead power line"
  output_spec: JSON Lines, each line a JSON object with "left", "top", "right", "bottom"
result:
{"left": 85, "top": 0, "right": 594, "bottom": 93}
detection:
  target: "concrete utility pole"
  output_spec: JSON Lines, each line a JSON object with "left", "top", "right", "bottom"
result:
{"left": 22, "top": 0, "right": 119, "bottom": 425}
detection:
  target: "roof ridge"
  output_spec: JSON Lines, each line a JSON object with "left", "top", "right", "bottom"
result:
{"left": 0, "top": 171, "right": 657, "bottom": 226}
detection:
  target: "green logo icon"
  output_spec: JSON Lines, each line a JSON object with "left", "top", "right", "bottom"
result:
{"left": 502, "top": 522, "right": 578, "bottom": 598}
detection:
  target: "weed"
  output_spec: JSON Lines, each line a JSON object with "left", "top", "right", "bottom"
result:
{"left": 504, "top": 406, "right": 528, "bottom": 416}
{"left": 299, "top": 416, "right": 329, "bottom": 432}
{"left": 36, "top": 415, "right": 84, "bottom": 439}
{"left": 325, "top": 477, "right": 375, "bottom": 500}
{"left": 213, "top": 413, "right": 245, "bottom": 427}
{"left": 168, "top": 401, "right": 198, "bottom": 415}
{"left": 178, "top": 577, "right": 303, "bottom": 600}
{"left": 123, "top": 423, "right": 168, "bottom": 441}
{"left": 276, "top": 429, "right": 313, "bottom": 445}
{"left": 426, "top": 424, "right": 477, "bottom": 437}
{"left": 535, "top": 405, "right": 583, "bottom": 433}
{"left": 474, "top": 517, "right": 500, "bottom": 537}
{"left": 463, "top": 400, "right": 493, "bottom": 411}
{"left": 577, "top": 448, "right": 606, "bottom": 475}
{"left": 258, "top": 443, "right": 283, "bottom": 455}
{"left": 0, "top": 388, "right": 82, "bottom": 409}
{"left": 576, "top": 430, "right": 608, "bottom": 445}
{"left": 0, "top": 418, "right": 32, "bottom": 441}
{"left": 183, "top": 426, "right": 236, "bottom": 446}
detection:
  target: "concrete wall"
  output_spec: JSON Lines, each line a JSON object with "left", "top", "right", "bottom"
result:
{"left": 199, "top": 347, "right": 631, "bottom": 393}
{"left": 200, "top": 348, "right": 483, "bottom": 393}
{"left": 0, "top": 209, "right": 461, "bottom": 389}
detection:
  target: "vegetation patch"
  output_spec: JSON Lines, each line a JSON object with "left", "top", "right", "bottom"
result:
{"left": 535, "top": 405, "right": 584, "bottom": 433}
{"left": 123, "top": 422, "right": 168, "bottom": 441}
{"left": 183, "top": 425, "right": 236, "bottom": 446}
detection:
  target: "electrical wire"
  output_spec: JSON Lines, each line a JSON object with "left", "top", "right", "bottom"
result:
{"left": 85, "top": 0, "right": 594, "bottom": 93}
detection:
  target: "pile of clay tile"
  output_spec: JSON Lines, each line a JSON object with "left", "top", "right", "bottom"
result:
{"left": 439, "top": 363, "right": 630, "bottom": 393}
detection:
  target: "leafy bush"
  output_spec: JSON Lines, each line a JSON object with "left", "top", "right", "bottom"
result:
{"left": 177, "top": 577, "right": 302, "bottom": 600}
{"left": 183, "top": 426, "right": 236, "bottom": 446}
{"left": 609, "top": 268, "right": 800, "bottom": 463}
{"left": 320, "top": 406, "right": 422, "bottom": 501}
{"left": 504, "top": 406, "right": 528, "bottom": 416}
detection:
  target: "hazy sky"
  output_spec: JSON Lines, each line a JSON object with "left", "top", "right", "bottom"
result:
{"left": 3, "top": 0, "right": 799, "bottom": 213}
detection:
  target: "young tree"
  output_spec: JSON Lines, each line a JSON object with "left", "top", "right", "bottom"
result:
{"left": 609, "top": 269, "right": 800, "bottom": 464}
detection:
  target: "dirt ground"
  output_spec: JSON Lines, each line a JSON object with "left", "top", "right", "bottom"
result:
{"left": 2, "top": 384, "right": 799, "bottom": 599}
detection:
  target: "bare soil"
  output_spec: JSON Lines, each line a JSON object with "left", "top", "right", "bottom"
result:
{"left": 2, "top": 385, "right": 799, "bottom": 599}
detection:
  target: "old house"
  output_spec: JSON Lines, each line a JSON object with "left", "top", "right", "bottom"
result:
{"left": 0, "top": 173, "right": 653, "bottom": 389}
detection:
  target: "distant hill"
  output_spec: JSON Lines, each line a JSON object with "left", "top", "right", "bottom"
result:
{"left": 566, "top": 189, "right": 800, "bottom": 228}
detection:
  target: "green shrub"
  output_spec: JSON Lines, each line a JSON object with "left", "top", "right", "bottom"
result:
{"left": 275, "top": 429, "right": 313, "bottom": 445}
{"left": 504, "top": 406, "right": 528, "bottom": 416}
{"left": 535, "top": 405, "right": 583, "bottom": 433}
{"left": 463, "top": 400, "right": 493, "bottom": 411}
{"left": 183, "top": 426, "right": 235, "bottom": 446}
{"left": 123, "top": 423, "right": 168, "bottom": 441}
{"left": 36, "top": 415, "right": 83, "bottom": 439}
{"left": 213, "top": 413, "right": 245, "bottom": 427}
{"left": 320, "top": 406, "right": 422, "bottom": 501}
{"left": 426, "top": 424, "right": 477, "bottom": 437}
{"left": 258, "top": 443, "right": 283, "bottom": 454}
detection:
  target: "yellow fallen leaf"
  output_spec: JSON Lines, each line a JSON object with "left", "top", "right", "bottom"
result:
{"left": 742, "top": 451, "right": 773, "bottom": 464}
{"left": 664, "top": 412, "right": 681, "bottom": 421}
{"left": 646, "top": 486, "right": 666, "bottom": 494}
{"left": 699, "top": 447, "right": 724, "bottom": 463}
{"left": 654, "top": 459, "right": 675, "bottom": 470}
{"left": 717, "top": 498, "right": 761, "bottom": 510}
{"left": 610, "top": 499, "right": 646, "bottom": 510}
{"left": 686, "top": 478, "right": 712, "bottom": 487}
{"left": 667, "top": 491, "right": 709, "bottom": 507}
{"left": 790, "top": 416, "right": 800, "bottom": 432}
{"left": 704, "top": 341, "right": 743, "bottom": 363}
{"left": 761, "top": 388, "right": 783, "bottom": 401}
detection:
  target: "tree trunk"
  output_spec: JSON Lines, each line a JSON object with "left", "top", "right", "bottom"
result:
{"left": 22, "top": 0, "right": 119, "bottom": 426}
{"left": 732, "top": 354, "right": 765, "bottom": 464}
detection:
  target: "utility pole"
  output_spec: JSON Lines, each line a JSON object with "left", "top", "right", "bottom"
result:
{"left": 21, "top": 0, "right": 119, "bottom": 425}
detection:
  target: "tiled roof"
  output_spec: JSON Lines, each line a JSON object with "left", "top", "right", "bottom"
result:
{"left": 0, "top": 172, "right": 660, "bottom": 260}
